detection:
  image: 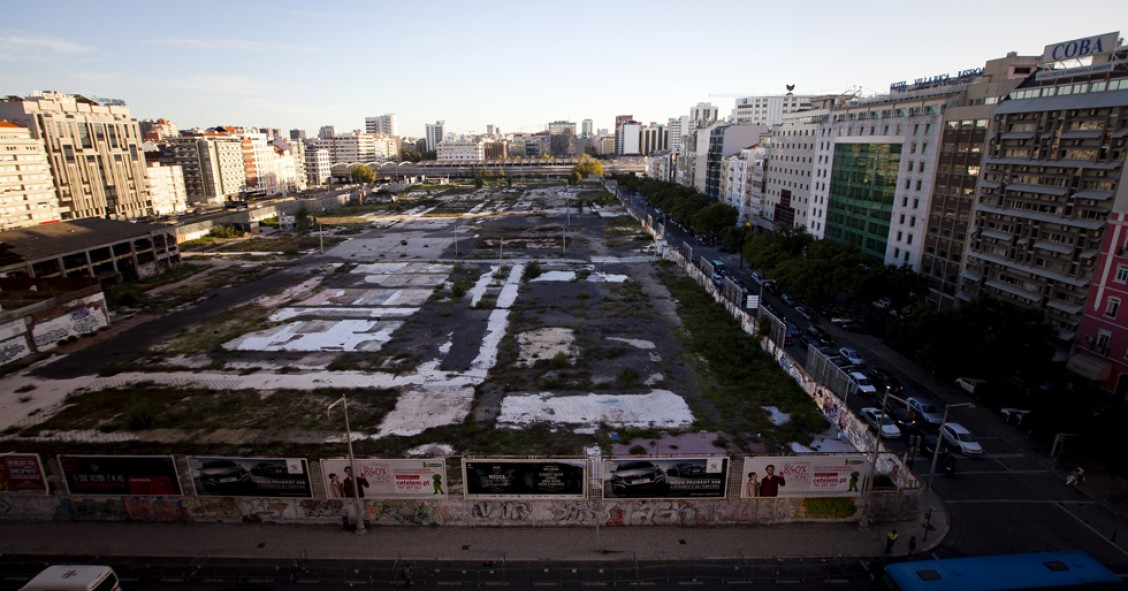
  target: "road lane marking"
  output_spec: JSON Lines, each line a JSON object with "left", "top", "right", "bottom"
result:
{"left": 1056, "top": 502, "right": 1128, "bottom": 558}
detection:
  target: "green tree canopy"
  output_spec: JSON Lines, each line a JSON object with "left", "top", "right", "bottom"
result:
{"left": 350, "top": 164, "right": 375, "bottom": 185}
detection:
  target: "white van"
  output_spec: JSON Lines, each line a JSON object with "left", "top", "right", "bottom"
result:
{"left": 19, "top": 565, "right": 121, "bottom": 591}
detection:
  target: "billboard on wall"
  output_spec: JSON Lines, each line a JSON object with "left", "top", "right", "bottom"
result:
{"left": 463, "top": 459, "right": 586, "bottom": 498}
{"left": 0, "top": 453, "right": 48, "bottom": 495}
{"left": 602, "top": 457, "right": 728, "bottom": 499}
{"left": 189, "top": 457, "right": 311, "bottom": 497}
{"left": 740, "top": 455, "right": 869, "bottom": 498}
{"left": 321, "top": 458, "right": 447, "bottom": 499}
{"left": 59, "top": 455, "right": 181, "bottom": 496}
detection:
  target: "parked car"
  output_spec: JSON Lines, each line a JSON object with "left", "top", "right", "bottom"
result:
{"left": 750, "top": 271, "right": 766, "bottom": 284}
{"left": 955, "top": 376, "right": 989, "bottom": 395}
{"left": 922, "top": 434, "right": 955, "bottom": 457}
{"left": 906, "top": 396, "right": 944, "bottom": 425}
{"left": 940, "top": 422, "right": 983, "bottom": 456}
{"left": 795, "top": 305, "right": 818, "bottom": 321}
{"left": 867, "top": 367, "right": 902, "bottom": 393}
{"left": 609, "top": 461, "right": 668, "bottom": 495}
{"left": 712, "top": 272, "right": 724, "bottom": 287}
{"left": 830, "top": 356, "right": 855, "bottom": 370}
{"left": 838, "top": 347, "right": 865, "bottom": 367}
{"left": 780, "top": 292, "right": 798, "bottom": 307}
{"left": 861, "top": 407, "right": 902, "bottom": 439}
{"left": 849, "top": 371, "right": 878, "bottom": 395}
{"left": 806, "top": 325, "right": 833, "bottom": 347}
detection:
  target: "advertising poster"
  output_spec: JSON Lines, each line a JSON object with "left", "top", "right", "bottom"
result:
{"left": 189, "top": 457, "right": 311, "bottom": 497}
{"left": 740, "top": 455, "right": 870, "bottom": 498}
{"left": 0, "top": 453, "right": 48, "bottom": 495}
{"left": 463, "top": 459, "right": 586, "bottom": 498}
{"left": 603, "top": 457, "right": 728, "bottom": 499}
{"left": 321, "top": 458, "right": 447, "bottom": 499}
{"left": 59, "top": 455, "right": 181, "bottom": 496}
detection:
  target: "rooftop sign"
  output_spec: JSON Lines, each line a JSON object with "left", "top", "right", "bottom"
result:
{"left": 1041, "top": 32, "right": 1119, "bottom": 63}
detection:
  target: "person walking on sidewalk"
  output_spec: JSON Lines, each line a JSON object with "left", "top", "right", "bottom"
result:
{"left": 401, "top": 563, "right": 414, "bottom": 588}
{"left": 1066, "top": 467, "right": 1085, "bottom": 487}
{"left": 884, "top": 529, "right": 899, "bottom": 555}
{"left": 907, "top": 535, "right": 917, "bottom": 557}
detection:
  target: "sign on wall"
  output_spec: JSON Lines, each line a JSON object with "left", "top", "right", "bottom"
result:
{"left": 602, "top": 458, "right": 728, "bottom": 499}
{"left": 59, "top": 455, "right": 181, "bottom": 496}
{"left": 0, "top": 453, "right": 48, "bottom": 495}
{"left": 189, "top": 457, "right": 311, "bottom": 497}
{"left": 463, "top": 459, "right": 586, "bottom": 498}
{"left": 321, "top": 458, "right": 447, "bottom": 499}
{"left": 740, "top": 455, "right": 869, "bottom": 498}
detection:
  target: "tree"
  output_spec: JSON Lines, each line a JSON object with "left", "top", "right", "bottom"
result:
{"left": 574, "top": 155, "right": 603, "bottom": 179}
{"left": 402, "top": 150, "right": 423, "bottom": 162}
{"left": 568, "top": 170, "right": 581, "bottom": 185}
{"left": 294, "top": 207, "right": 312, "bottom": 233}
{"left": 350, "top": 164, "right": 375, "bottom": 185}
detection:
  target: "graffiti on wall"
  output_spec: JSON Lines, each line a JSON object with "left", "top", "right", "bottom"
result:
{"left": 124, "top": 496, "right": 188, "bottom": 522}
{"left": 471, "top": 501, "right": 533, "bottom": 522}
{"left": 32, "top": 306, "right": 108, "bottom": 350}
{"left": 300, "top": 499, "right": 346, "bottom": 519}
{"left": 367, "top": 500, "right": 435, "bottom": 525}
{"left": 0, "top": 336, "right": 31, "bottom": 365}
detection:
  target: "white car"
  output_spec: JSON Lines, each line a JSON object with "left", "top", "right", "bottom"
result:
{"left": 941, "top": 422, "right": 983, "bottom": 456}
{"left": 838, "top": 347, "right": 865, "bottom": 367}
{"left": 849, "top": 371, "right": 878, "bottom": 395}
{"left": 861, "top": 407, "right": 902, "bottom": 439}
{"left": 906, "top": 396, "right": 944, "bottom": 425}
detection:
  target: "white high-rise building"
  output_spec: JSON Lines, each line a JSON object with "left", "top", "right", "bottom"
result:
{"left": 305, "top": 147, "right": 332, "bottom": 186}
{"left": 617, "top": 121, "right": 641, "bottom": 155}
{"left": 581, "top": 119, "right": 593, "bottom": 138}
{"left": 0, "top": 121, "right": 60, "bottom": 230}
{"left": 731, "top": 94, "right": 815, "bottom": 127}
{"left": 145, "top": 162, "right": 188, "bottom": 216}
{"left": 437, "top": 138, "right": 485, "bottom": 161}
{"left": 425, "top": 121, "right": 445, "bottom": 152}
{"left": 365, "top": 114, "right": 397, "bottom": 136}
{"left": 667, "top": 116, "right": 690, "bottom": 153}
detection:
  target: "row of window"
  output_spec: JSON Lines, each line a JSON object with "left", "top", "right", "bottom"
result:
{"left": 1008, "top": 78, "right": 1128, "bottom": 101}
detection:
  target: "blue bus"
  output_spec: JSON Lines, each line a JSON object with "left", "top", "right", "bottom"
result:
{"left": 879, "top": 551, "right": 1121, "bottom": 591}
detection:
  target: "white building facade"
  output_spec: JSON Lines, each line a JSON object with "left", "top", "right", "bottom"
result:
{"left": 0, "top": 121, "right": 60, "bottom": 231}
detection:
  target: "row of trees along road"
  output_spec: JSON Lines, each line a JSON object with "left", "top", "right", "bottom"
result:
{"left": 614, "top": 174, "right": 1105, "bottom": 445}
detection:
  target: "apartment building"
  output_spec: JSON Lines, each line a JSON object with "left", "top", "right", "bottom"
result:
{"left": 732, "top": 94, "right": 815, "bottom": 127}
{"left": 920, "top": 53, "right": 1039, "bottom": 308}
{"left": 437, "top": 138, "right": 485, "bottom": 161}
{"left": 169, "top": 135, "right": 246, "bottom": 205}
{"left": 960, "top": 33, "right": 1128, "bottom": 345}
{"left": 425, "top": 121, "right": 445, "bottom": 152}
{"left": 0, "top": 91, "right": 152, "bottom": 221}
{"left": 365, "top": 114, "right": 397, "bottom": 136}
{"left": 704, "top": 124, "right": 766, "bottom": 199}
{"left": 765, "top": 97, "right": 841, "bottom": 231}
{"left": 145, "top": 162, "right": 188, "bottom": 216}
{"left": 0, "top": 121, "right": 60, "bottom": 231}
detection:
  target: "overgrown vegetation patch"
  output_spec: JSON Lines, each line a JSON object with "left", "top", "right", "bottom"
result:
{"left": 156, "top": 304, "right": 276, "bottom": 354}
{"left": 657, "top": 267, "right": 825, "bottom": 451}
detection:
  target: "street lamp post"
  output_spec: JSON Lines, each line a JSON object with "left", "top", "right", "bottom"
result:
{"left": 928, "top": 402, "right": 975, "bottom": 491}
{"left": 328, "top": 395, "right": 366, "bottom": 534}
{"left": 860, "top": 388, "right": 910, "bottom": 528}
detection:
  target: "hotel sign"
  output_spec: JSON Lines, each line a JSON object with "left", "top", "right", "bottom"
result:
{"left": 1042, "top": 32, "right": 1119, "bottom": 63}
{"left": 890, "top": 67, "right": 984, "bottom": 91}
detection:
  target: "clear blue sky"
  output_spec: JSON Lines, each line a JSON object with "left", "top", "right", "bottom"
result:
{"left": 2, "top": 0, "right": 1125, "bottom": 138}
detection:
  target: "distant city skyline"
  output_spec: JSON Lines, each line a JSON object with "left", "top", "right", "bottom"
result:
{"left": 2, "top": 0, "right": 1125, "bottom": 137}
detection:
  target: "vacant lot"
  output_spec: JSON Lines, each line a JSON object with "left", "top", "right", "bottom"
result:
{"left": 1, "top": 183, "right": 824, "bottom": 457}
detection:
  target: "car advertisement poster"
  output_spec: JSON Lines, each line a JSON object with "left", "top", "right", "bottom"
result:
{"left": 740, "top": 455, "right": 870, "bottom": 498}
{"left": 189, "top": 457, "right": 311, "bottom": 497}
{"left": 603, "top": 457, "right": 728, "bottom": 499}
{"left": 0, "top": 453, "right": 48, "bottom": 495}
{"left": 320, "top": 459, "right": 447, "bottom": 499}
{"left": 463, "top": 459, "right": 586, "bottom": 498}
{"left": 59, "top": 455, "right": 181, "bottom": 496}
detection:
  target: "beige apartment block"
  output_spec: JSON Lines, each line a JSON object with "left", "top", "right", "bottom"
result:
{"left": 0, "top": 92, "right": 152, "bottom": 221}
{"left": 0, "top": 121, "right": 61, "bottom": 231}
